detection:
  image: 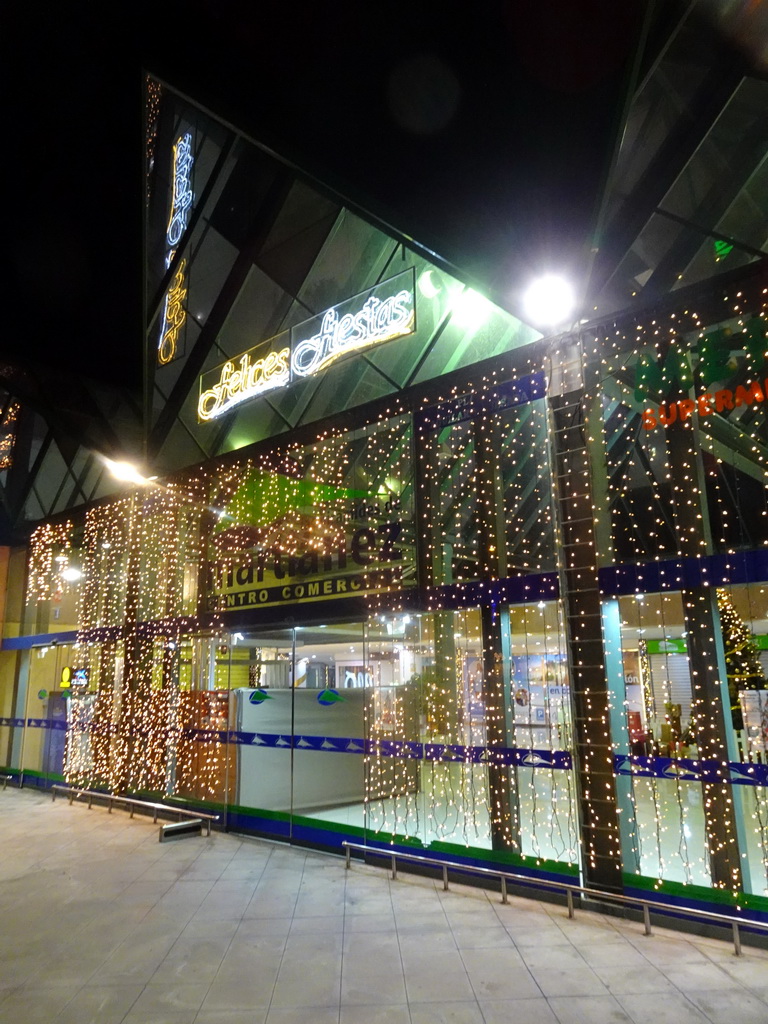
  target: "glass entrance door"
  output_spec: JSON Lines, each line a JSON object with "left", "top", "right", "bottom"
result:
{"left": 228, "top": 622, "right": 368, "bottom": 841}
{"left": 231, "top": 627, "right": 295, "bottom": 837}
{"left": 289, "top": 623, "right": 366, "bottom": 838}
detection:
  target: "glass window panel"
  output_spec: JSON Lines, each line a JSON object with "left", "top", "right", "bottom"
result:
{"left": 630, "top": 776, "right": 709, "bottom": 887}
{"left": 420, "top": 420, "right": 479, "bottom": 585}
{"left": 506, "top": 601, "right": 578, "bottom": 865}
{"left": 599, "top": 302, "right": 768, "bottom": 561}
{"left": 617, "top": 591, "right": 709, "bottom": 885}
{"left": 714, "top": 583, "right": 768, "bottom": 895}
{"left": 498, "top": 399, "right": 556, "bottom": 573}
{"left": 296, "top": 210, "right": 398, "bottom": 313}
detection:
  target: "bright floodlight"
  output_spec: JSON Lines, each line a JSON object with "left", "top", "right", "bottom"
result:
{"left": 452, "top": 287, "right": 490, "bottom": 329}
{"left": 417, "top": 269, "right": 441, "bottom": 299}
{"left": 104, "top": 458, "right": 153, "bottom": 486}
{"left": 60, "top": 567, "right": 83, "bottom": 582}
{"left": 522, "top": 275, "right": 575, "bottom": 328}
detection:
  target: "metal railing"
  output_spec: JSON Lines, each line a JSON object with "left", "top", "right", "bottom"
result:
{"left": 342, "top": 841, "right": 768, "bottom": 957}
{"left": 51, "top": 785, "right": 219, "bottom": 836}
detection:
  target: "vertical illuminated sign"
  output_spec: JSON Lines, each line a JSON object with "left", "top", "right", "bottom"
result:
{"left": 158, "top": 132, "right": 194, "bottom": 366}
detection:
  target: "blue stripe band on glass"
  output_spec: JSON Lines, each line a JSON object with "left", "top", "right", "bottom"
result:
{"left": 10, "top": 718, "right": 767, "bottom": 785}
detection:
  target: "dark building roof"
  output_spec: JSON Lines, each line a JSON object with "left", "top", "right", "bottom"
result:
{"left": 2, "top": 0, "right": 766, "bottom": 542}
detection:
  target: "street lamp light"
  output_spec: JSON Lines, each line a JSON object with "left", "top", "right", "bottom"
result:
{"left": 522, "top": 274, "right": 575, "bottom": 328}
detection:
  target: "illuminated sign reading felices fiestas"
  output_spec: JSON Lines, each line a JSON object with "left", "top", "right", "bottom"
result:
{"left": 198, "top": 269, "right": 415, "bottom": 421}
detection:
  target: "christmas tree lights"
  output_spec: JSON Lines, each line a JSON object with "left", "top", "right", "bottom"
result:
{"left": 717, "top": 587, "right": 767, "bottom": 729}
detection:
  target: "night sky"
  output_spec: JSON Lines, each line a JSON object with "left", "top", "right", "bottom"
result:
{"left": 7, "top": 0, "right": 646, "bottom": 391}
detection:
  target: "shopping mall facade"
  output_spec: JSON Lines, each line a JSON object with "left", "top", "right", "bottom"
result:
{"left": 1, "top": 73, "right": 767, "bottom": 926}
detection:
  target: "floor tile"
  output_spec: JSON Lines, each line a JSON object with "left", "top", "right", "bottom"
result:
{"left": 593, "top": 964, "right": 677, "bottom": 995}
{"left": 627, "top": 935, "right": 711, "bottom": 965}
{"left": 576, "top": 940, "right": 650, "bottom": 968}
{"left": 122, "top": 1012, "right": 198, "bottom": 1024}
{"left": 53, "top": 984, "right": 144, "bottom": 1024}
{"left": 398, "top": 928, "right": 458, "bottom": 953}
{"left": 196, "top": 1013, "right": 268, "bottom": 1024}
{"left": 685, "top": 988, "right": 768, "bottom": 1024}
{"left": 339, "top": 1005, "right": 410, "bottom": 1024}
{"left": 659, "top": 961, "right": 746, "bottom": 992}
{"left": 715, "top": 954, "right": 768, "bottom": 992}
{"left": 284, "top": 931, "right": 344, "bottom": 955}
{"left": 519, "top": 943, "right": 587, "bottom": 970}
{"left": 0, "top": 983, "right": 83, "bottom": 1024}
{"left": 450, "top": 924, "right": 515, "bottom": 949}
{"left": 152, "top": 954, "right": 222, "bottom": 985}
{"left": 289, "top": 914, "right": 345, "bottom": 934}
{"left": 341, "top": 948, "right": 406, "bottom": 1004}
{"left": 460, "top": 948, "right": 537, "bottom": 1000}
{"left": 342, "top": 929, "right": 401, "bottom": 954}
{"left": 691, "top": 936, "right": 766, "bottom": 962}
{"left": 210, "top": 951, "right": 283, "bottom": 994}
{"left": 270, "top": 953, "right": 342, "bottom": 1008}
{"left": 128, "top": 981, "right": 210, "bottom": 1015}
{"left": 616, "top": 991, "right": 711, "bottom": 1024}
{"left": 402, "top": 950, "right": 476, "bottom": 1002}
{"left": 480, "top": 998, "right": 559, "bottom": 1023}
{"left": 234, "top": 917, "right": 292, "bottom": 941}
{"left": 201, "top": 973, "right": 274, "bottom": 1013}
{"left": 264, "top": 1007, "right": 340, "bottom": 1023}
{"left": 97, "top": 936, "right": 178, "bottom": 983}
{"left": 244, "top": 897, "right": 298, "bottom": 919}
{"left": 28, "top": 956, "right": 105, "bottom": 988}
{"left": 527, "top": 965, "right": 609, "bottom": 998}
{"left": 408, "top": 1002, "right": 486, "bottom": 1023}
{"left": 505, "top": 924, "right": 576, "bottom": 948}
{"left": 547, "top": 994, "right": 636, "bottom": 1024}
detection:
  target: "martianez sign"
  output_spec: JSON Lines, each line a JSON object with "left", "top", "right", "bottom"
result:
{"left": 209, "top": 519, "right": 406, "bottom": 611}
{"left": 198, "top": 269, "right": 415, "bottom": 421}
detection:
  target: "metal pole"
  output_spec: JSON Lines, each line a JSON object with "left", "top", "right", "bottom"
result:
{"left": 391, "top": 854, "right": 397, "bottom": 880}
{"left": 17, "top": 653, "right": 33, "bottom": 791}
{"left": 501, "top": 876, "right": 508, "bottom": 904}
{"left": 732, "top": 921, "right": 742, "bottom": 957}
{"left": 567, "top": 889, "right": 574, "bottom": 919}
{"left": 643, "top": 904, "right": 652, "bottom": 936}
{"left": 442, "top": 865, "right": 449, "bottom": 891}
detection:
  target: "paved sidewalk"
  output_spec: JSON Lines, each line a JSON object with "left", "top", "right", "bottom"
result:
{"left": 0, "top": 786, "right": 766, "bottom": 1024}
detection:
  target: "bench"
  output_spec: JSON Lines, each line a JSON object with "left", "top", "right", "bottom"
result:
{"left": 159, "top": 818, "right": 204, "bottom": 842}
